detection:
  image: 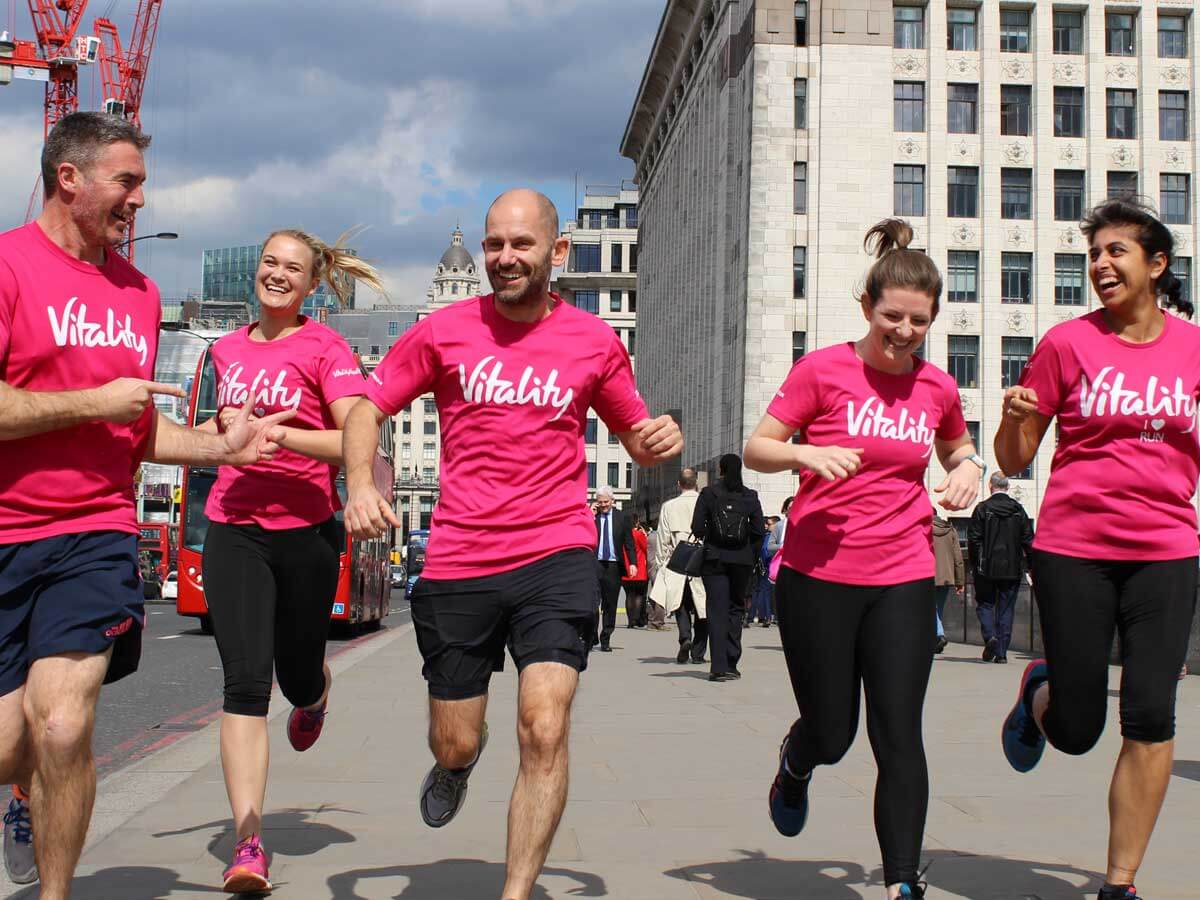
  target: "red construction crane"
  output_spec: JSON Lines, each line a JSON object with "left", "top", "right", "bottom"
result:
{"left": 3, "top": 0, "right": 164, "bottom": 257}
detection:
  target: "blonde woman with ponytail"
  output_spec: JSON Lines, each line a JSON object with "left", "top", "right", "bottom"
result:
{"left": 744, "top": 219, "right": 981, "bottom": 900}
{"left": 195, "top": 229, "right": 386, "bottom": 893}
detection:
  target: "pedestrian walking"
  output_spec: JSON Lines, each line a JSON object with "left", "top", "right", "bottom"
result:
{"left": 649, "top": 469, "right": 708, "bottom": 664}
{"left": 744, "top": 218, "right": 982, "bottom": 900}
{"left": 967, "top": 472, "right": 1033, "bottom": 664}
{"left": 747, "top": 516, "right": 778, "bottom": 627}
{"left": 692, "top": 454, "right": 765, "bottom": 682}
{"left": 931, "top": 515, "right": 964, "bottom": 654}
{"left": 341, "top": 189, "right": 682, "bottom": 900}
{"left": 645, "top": 520, "right": 667, "bottom": 629}
{"left": 996, "top": 197, "right": 1200, "bottom": 900}
{"left": 0, "top": 113, "right": 290, "bottom": 899}
{"left": 197, "top": 229, "right": 386, "bottom": 893}
{"left": 593, "top": 486, "right": 637, "bottom": 650}
{"left": 622, "top": 513, "right": 650, "bottom": 628}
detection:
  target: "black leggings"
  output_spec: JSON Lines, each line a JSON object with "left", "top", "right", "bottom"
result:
{"left": 776, "top": 568, "right": 935, "bottom": 887}
{"left": 203, "top": 520, "right": 340, "bottom": 717}
{"left": 1032, "top": 550, "right": 1197, "bottom": 751}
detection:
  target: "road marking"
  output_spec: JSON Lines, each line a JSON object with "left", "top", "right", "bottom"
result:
{"left": 158, "top": 634, "right": 182, "bottom": 640}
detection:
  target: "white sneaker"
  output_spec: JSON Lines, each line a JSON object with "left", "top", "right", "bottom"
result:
{"left": 3, "top": 791, "right": 37, "bottom": 885}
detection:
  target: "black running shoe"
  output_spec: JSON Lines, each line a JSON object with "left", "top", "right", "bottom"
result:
{"left": 1098, "top": 886, "right": 1142, "bottom": 900}
{"left": 420, "top": 723, "right": 488, "bottom": 828}
{"left": 676, "top": 640, "right": 691, "bottom": 664}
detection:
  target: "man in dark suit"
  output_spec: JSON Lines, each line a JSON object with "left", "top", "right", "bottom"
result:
{"left": 594, "top": 485, "right": 636, "bottom": 652}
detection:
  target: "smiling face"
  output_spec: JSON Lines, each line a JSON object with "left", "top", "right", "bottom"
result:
{"left": 65, "top": 141, "right": 146, "bottom": 249}
{"left": 860, "top": 287, "right": 936, "bottom": 369}
{"left": 256, "top": 235, "right": 319, "bottom": 319}
{"left": 596, "top": 494, "right": 614, "bottom": 514}
{"left": 1089, "top": 224, "right": 1167, "bottom": 314}
{"left": 483, "top": 190, "right": 569, "bottom": 308}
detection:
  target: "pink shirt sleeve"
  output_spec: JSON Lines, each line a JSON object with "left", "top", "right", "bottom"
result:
{"left": 591, "top": 334, "right": 649, "bottom": 433}
{"left": 0, "top": 257, "right": 15, "bottom": 369}
{"left": 1018, "top": 332, "right": 1066, "bottom": 418}
{"left": 316, "top": 335, "right": 368, "bottom": 405}
{"left": 766, "top": 356, "right": 823, "bottom": 430}
{"left": 936, "top": 377, "right": 968, "bottom": 441}
{"left": 366, "top": 317, "right": 439, "bottom": 416}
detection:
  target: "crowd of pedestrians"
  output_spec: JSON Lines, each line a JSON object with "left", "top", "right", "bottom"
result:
{"left": 2, "top": 112, "right": 1197, "bottom": 900}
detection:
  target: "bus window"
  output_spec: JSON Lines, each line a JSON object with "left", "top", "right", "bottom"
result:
{"left": 183, "top": 470, "right": 216, "bottom": 552}
{"left": 194, "top": 357, "right": 219, "bottom": 424}
{"left": 331, "top": 480, "right": 349, "bottom": 549}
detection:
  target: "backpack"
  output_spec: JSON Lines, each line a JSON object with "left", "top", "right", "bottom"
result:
{"left": 979, "top": 508, "right": 1022, "bottom": 580}
{"left": 710, "top": 487, "right": 751, "bottom": 549}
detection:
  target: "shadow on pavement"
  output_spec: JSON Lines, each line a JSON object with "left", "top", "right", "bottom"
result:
{"left": 648, "top": 670, "right": 712, "bottom": 680}
{"left": 749, "top": 645, "right": 784, "bottom": 652}
{"left": 326, "top": 858, "right": 605, "bottom": 899}
{"left": 152, "top": 807, "right": 357, "bottom": 862}
{"left": 1172, "top": 758, "right": 1200, "bottom": 782}
{"left": 665, "top": 848, "right": 1103, "bottom": 899}
{"left": 638, "top": 656, "right": 681, "bottom": 664}
{"left": 10, "top": 866, "right": 219, "bottom": 899}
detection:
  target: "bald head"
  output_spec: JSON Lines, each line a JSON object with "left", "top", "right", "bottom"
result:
{"left": 486, "top": 189, "right": 559, "bottom": 242}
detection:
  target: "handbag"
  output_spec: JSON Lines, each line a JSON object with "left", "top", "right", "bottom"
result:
{"left": 666, "top": 537, "right": 705, "bottom": 577}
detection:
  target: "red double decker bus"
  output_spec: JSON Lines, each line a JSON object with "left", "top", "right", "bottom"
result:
{"left": 176, "top": 346, "right": 394, "bottom": 633}
{"left": 137, "top": 521, "right": 177, "bottom": 583}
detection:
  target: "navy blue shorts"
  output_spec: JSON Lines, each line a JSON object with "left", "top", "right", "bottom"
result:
{"left": 0, "top": 531, "right": 145, "bottom": 696}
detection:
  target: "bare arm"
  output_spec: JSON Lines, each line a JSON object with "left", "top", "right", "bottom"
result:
{"left": 147, "top": 396, "right": 294, "bottom": 466}
{"left": 265, "top": 396, "right": 358, "bottom": 467}
{"left": 0, "top": 377, "right": 185, "bottom": 441}
{"left": 743, "top": 413, "right": 864, "bottom": 480}
{"left": 617, "top": 414, "right": 684, "bottom": 467}
{"left": 931, "top": 431, "right": 981, "bottom": 512}
{"left": 995, "top": 386, "right": 1052, "bottom": 476}
{"left": 342, "top": 398, "right": 400, "bottom": 538}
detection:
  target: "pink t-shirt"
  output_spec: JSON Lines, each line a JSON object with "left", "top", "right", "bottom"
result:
{"left": 368, "top": 293, "right": 649, "bottom": 580}
{"left": 767, "top": 342, "right": 968, "bottom": 586}
{"left": 1020, "top": 309, "right": 1200, "bottom": 560}
{"left": 0, "top": 223, "right": 160, "bottom": 544}
{"left": 205, "top": 319, "right": 366, "bottom": 530}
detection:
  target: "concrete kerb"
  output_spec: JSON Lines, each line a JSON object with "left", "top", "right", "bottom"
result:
{"left": 82, "top": 622, "right": 415, "bottom": 854}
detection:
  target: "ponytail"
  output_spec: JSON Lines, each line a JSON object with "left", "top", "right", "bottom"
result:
{"left": 261, "top": 227, "right": 388, "bottom": 308}
{"left": 860, "top": 218, "right": 943, "bottom": 314}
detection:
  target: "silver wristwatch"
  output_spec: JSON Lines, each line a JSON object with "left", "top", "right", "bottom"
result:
{"left": 965, "top": 453, "right": 988, "bottom": 477}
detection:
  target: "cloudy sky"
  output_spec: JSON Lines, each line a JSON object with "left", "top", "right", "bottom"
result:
{"left": 0, "top": 0, "right": 661, "bottom": 304}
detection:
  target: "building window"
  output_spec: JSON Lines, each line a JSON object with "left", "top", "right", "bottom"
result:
{"left": 387, "top": 320, "right": 400, "bottom": 337}
{"left": 573, "top": 243, "right": 601, "bottom": 272}
{"left": 629, "top": 290, "right": 637, "bottom": 313}
{"left": 947, "top": 83, "right": 978, "bottom": 134}
{"left": 1107, "top": 12, "right": 1136, "bottom": 57}
{"left": 1054, "top": 86, "right": 1084, "bottom": 137}
{"left": 1176, "top": 257, "right": 1192, "bottom": 304}
{"left": 610, "top": 290, "right": 622, "bottom": 312}
{"left": 627, "top": 329, "right": 636, "bottom": 357}
{"left": 894, "top": 5, "right": 924, "bottom": 49}
{"left": 965, "top": 421, "right": 981, "bottom": 452}
{"left": 585, "top": 417, "right": 597, "bottom": 445}
{"left": 575, "top": 290, "right": 600, "bottom": 314}
{"left": 1000, "top": 9, "right": 1031, "bottom": 53}
{"left": 1108, "top": 170, "right": 1139, "bottom": 199}
{"left": 1106, "top": 89, "right": 1137, "bottom": 139}
{"left": 794, "top": 162, "right": 808, "bottom": 214}
{"left": 607, "top": 462, "right": 619, "bottom": 488}
{"left": 625, "top": 206, "right": 638, "bottom": 228}
{"left": 422, "top": 441, "right": 435, "bottom": 461}
{"left": 894, "top": 81, "right": 926, "bottom": 132}
{"left": 1054, "top": 170, "right": 1085, "bottom": 222}
{"left": 1160, "top": 14, "right": 1188, "bottom": 58}
{"left": 401, "top": 418, "right": 411, "bottom": 435}
{"left": 1162, "top": 174, "right": 1191, "bottom": 224}
{"left": 793, "top": 247, "right": 807, "bottom": 298}
{"left": 423, "top": 419, "right": 435, "bottom": 435}
{"left": 611, "top": 243, "right": 623, "bottom": 272}
{"left": 401, "top": 442, "right": 411, "bottom": 458}
{"left": 895, "top": 165, "right": 926, "bottom": 216}
{"left": 1000, "top": 85, "right": 1031, "bottom": 136}
{"left": 369, "top": 344, "right": 380, "bottom": 356}
{"left": 948, "top": 166, "right": 979, "bottom": 218}
{"left": 1001, "top": 337, "right": 1033, "bottom": 388}
{"left": 423, "top": 399, "right": 436, "bottom": 416}
{"left": 947, "top": 7, "right": 977, "bottom": 51}
{"left": 608, "top": 428, "right": 619, "bottom": 445}
{"left": 587, "top": 463, "right": 596, "bottom": 490}
{"left": 794, "top": 78, "right": 807, "bottom": 128}
{"left": 1160, "top": 91, "right": 1189, "bottom": 140}
{"left": 1053, "top": 10, "right": 1084, "bottom": 54}
{"left": 792, "top": 331, "right": 807, "bottom": 362}
{"left": 947, "top": 251, "right": 979, "bottom": 303}
{"left": 795, "top": 1, "right": 808, "bottom": 46}
{"left": 625, "top": 462, "right": 633, "bottom": 489}
{"left": 948, "top": 335, "right": 979, "bottom": 389}
{"left": 1001, "top": 168, "right": 1032, "bottom": 220}
{"left": 629, "top": 244, "right": 638, "bottom": 272}
{"left": 1054, "top": 254, "right": 1087, "bottom": 305}
{"left": 419, "top": 496, "right": 433, "bottom": 529}
{"left": 1001, "top": 253, "right": 1033, "bottom": 304}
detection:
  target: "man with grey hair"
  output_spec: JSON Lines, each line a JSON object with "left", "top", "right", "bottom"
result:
{"left": 594, "top": 485, "right": 637, "bottom": 651}
{"left": 968, "top": 471, "right": 1034, "bottom": 664}
{"left": 650, "top": 468, "right": 708, "bottom": 663}
{"left": 0, "top": 112, "right": 292, "bottom": 896}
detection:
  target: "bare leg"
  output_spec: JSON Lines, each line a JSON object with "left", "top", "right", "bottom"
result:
{"left": 220, "top": 714, "right": 270, "bottom": 840}
{"left": 23, "top": 651, "right": 110, "bottom": 900}
{"left": 0, "top": 685, "right": 32, "bottom": 789}
{"left": 502, "top": 662, "right": 578, "bottom": 900}
{"left": 1106, "top": 738, "right": 1174, "bottom": 885}
{"left": 301, "top": 663, "right": 332, "bottom": 712}
{"left": 429, "top": 694, "right": 487, "bottom": 770}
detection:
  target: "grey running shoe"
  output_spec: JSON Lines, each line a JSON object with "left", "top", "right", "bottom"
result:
{"left": 420, "top": 722, "right": 488, "bottom": 828}
{"left": 3, "top": 791, "right": 36, "bottom": 885}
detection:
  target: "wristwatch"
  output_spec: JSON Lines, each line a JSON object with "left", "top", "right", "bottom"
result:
{"left": 965, "top": 453, "right": 988, "bottom": 477}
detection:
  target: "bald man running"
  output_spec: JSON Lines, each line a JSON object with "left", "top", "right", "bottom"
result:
{"left": 343, "top": 189, "right": 683, "bottom": 900}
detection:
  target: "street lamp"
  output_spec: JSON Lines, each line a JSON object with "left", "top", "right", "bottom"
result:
{"left": 120, "top": 231, "right": 179, "bottom": 248}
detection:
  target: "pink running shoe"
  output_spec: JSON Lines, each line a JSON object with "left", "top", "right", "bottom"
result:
{"left": 222, "top": 834, "right": 271, "bottom": 894}
{"left": 287, "top": 702, "right": 327, "bottom": 752}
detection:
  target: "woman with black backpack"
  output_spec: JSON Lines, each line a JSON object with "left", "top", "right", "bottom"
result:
{"left": 691, "top": 454, "right": 765, "bottom": 682}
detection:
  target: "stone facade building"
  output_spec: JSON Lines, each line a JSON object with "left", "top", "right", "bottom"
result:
{"left": 623, "top": 0, "right": 1200, "bottom": 524}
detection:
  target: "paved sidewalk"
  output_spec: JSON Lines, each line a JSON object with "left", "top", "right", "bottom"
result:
{"left": 10, "top": 622, "right": 1200, "bottom": 899}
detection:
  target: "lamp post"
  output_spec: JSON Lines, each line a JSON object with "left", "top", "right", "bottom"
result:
{"left": 120, "top": 231, "right": 179, "bottom": 248}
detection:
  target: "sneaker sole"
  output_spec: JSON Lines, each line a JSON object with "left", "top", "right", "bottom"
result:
{"left": 5, "top": 867, "right": 37, "bottom": 886}
{"left": 1002, "top": 659, "right": 1047, "bottom": 774}
{"left": 223, "top": 869, "right": 272, "bottom": 893}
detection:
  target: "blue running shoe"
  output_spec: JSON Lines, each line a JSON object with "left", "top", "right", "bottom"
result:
{"left": 897, "top": 882, "right": 926, "bottom": 898}
{"left": 768, "top": 736, "right": 810, "bottom": 837}
{"left": 1003, "top": 659, "right": 1048, "bottom": 773}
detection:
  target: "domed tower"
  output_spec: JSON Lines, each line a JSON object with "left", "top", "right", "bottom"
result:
{"left": 428, "top": 226, "right": 481, "bottom": 306}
